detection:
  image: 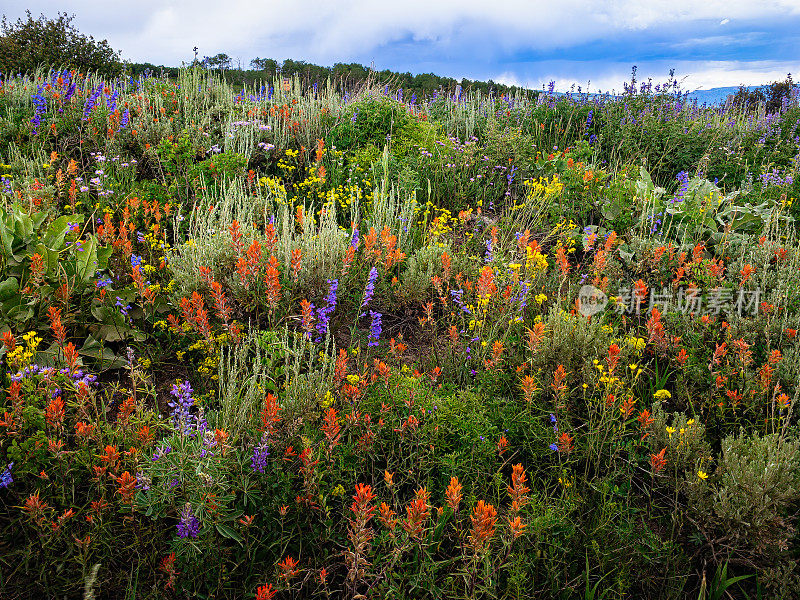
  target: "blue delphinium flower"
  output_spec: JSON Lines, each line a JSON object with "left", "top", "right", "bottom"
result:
{"left": 368, "top": 311, "right": 382, "bottom": 347}
{"left": 315, "top": 279, "right": 339, "bottom": 341}
{"left": 671, "top": 171, "right": 690, "bottom": 205}
{"left": 82, "top": 84, "right": 103, "bottom": 120}
{"left": 361, "top": 267, "right": 378, "bottom": 311}
{"left": 119, "top": 107, "right": 130, "bottom": 131}
{"left": 115, "top": 297, "right": 131, "bottom": 317}
{"left": 30, "top": 86, "right": 47, "bottom": 134}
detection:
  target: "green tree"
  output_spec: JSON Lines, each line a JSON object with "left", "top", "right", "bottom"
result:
{"left": 250, "top": 57, "right": 278, "bottom": 75}
{"left": 205, "top": 53, "right": 232, "bottom": 70}
{"left": 0, "top": 11, "right": 121, "bottom": 76}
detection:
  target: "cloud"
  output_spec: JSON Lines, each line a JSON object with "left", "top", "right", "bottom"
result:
{"left": 495, "top": 59, "right": 800, "bottom": 93}
{"left": 4, "top": 1, "right": 800, "bottom": 87}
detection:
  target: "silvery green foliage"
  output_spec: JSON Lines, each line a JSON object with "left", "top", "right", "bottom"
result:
{"left": 533, "top": 308, "right": 617, "bottom": 382}
{"left": 401, "top": 243, "right": 452, "bottom": 300}
{"left": 688, "top": 430, "right": 800, "bottom": 570}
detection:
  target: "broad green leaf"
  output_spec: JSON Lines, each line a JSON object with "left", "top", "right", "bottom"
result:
{"left": 0, "top": 277, "right": 18, "bottom": 301}
{"left": 76, "top": 235, "right": 98, "bottom": 283}
{"left": 215, "top": 523, "right": 243, "bottom": 543}
{"left": 43, "top": 214, "right": 82, "bottom": 249}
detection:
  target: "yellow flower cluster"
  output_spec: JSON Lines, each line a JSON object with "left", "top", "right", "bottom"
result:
{"left": 625, "top": 336, "right": 646, "bottom": 354}
{"left": 6, "top": 331, "right": 42, "bottom": 369}
{"left": 525, "top": 244, "right": 548, "bottom": 272}
{"left": 523, "top": 174, "right": 564, "bottom": 202}
{"left": 258, "top": 176, "right": 289, "bottom": 204}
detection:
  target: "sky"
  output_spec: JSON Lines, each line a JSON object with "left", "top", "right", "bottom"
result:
{"left": 4, "top": 1, "right": 800, "bottom": 92}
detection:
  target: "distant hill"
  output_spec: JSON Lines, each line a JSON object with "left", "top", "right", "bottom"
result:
{"left": 684, "top": 86, "right": 760, "bottom": 106}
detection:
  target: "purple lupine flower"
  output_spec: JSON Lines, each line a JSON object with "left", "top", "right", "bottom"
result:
{"left": 177, "top": 503, "right": 200, "bottom": 538}
{"left": 361, "top": 267, "right": 378, "bottom": 310}
{"left": 368, "top": 311, "right": 382, "bottom": 347}
{"left": 0, "top": 463, "right": 13, "bottom": 489}
{"left": 251, "top": 439, "right": 270, "bottom": 473}
{"left": 151, "top": 444, "right": 172, "bottom": 461}
{"left": 119, "top": 107, "right": 130, "bottom": 130}
{"left": 168, "top": 381, "right": 196, "bottom": 434}
{"left": 135, "top": 471, "right": 151, "bottom": 491}
{"left": 350, "top": 227, "right": 360, "bottom": 249}
{"left": 549, "top": 443, "right": 558, "bottom": 452}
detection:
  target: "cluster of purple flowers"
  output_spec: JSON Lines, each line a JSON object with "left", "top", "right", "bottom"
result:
{"left": 315, "top": 279, "right": 338, "bottom": 341}
{"left": 760, "top": 168, "right": 794, "bottom": 188}
{"left": 450, "top": 289, "right": 470, "bottom": 315}
{"left": 670, "top": 171, "right": 690, "bottom": 205}
{"left": 548, "top": 414, "right": 559, "bottom": 451}
{"left": 82, "top": 85, "right": 103, "bottom": 120}
{"left": 509, "top": 281, "right": 530, "bottom": 309}
{"left": 168, "top": 381, "right": 206, "bottom": 435}
{"left": 0, "top": 463, "right": 13, "bottom": 489}
{"left": 135, "top": 471, "right": 151, "bottom": 492}
{"left": 105, "top": 88, "right": 119, "bottom": 112}
{"left": 119, "top": 107, "right": 130, "bottom": 131}
{"left": 30, "top": 87, "right": 47, "bottom": 135}
{"left": 177, "top": 503, "right": 200, "bottom": 539}
{"left": 115, "top": 297, "right": 131, "bottom": 317}
{"left": 9, "top": 364, "right": 97, "bottom": 390}
{"left": 505, "top": 165, "right": 517, "bottom": 200}
{"left": 151, "top": 444, "right": 172, "bottom": 461}
{"left": 368, "top": 311, "right": 382, "bottom": 347}
{"left": 360, "top": 267, "right": 378, "bottom": 312}
{"left": 251, "top": 437, "right": 270, "bottom": 473}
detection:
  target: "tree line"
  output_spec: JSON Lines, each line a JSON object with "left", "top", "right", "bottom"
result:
{"left": 127, "top": 54, "right": 528, "bottom": 98}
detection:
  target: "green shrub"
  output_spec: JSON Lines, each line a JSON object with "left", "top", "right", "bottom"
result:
{"left": 686, "top": 430, "right": 800, "bottom": 590}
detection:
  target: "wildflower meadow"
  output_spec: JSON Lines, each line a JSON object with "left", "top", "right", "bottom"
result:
{"left": 0, "top": 65, "right": 799, "bottom": 599}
